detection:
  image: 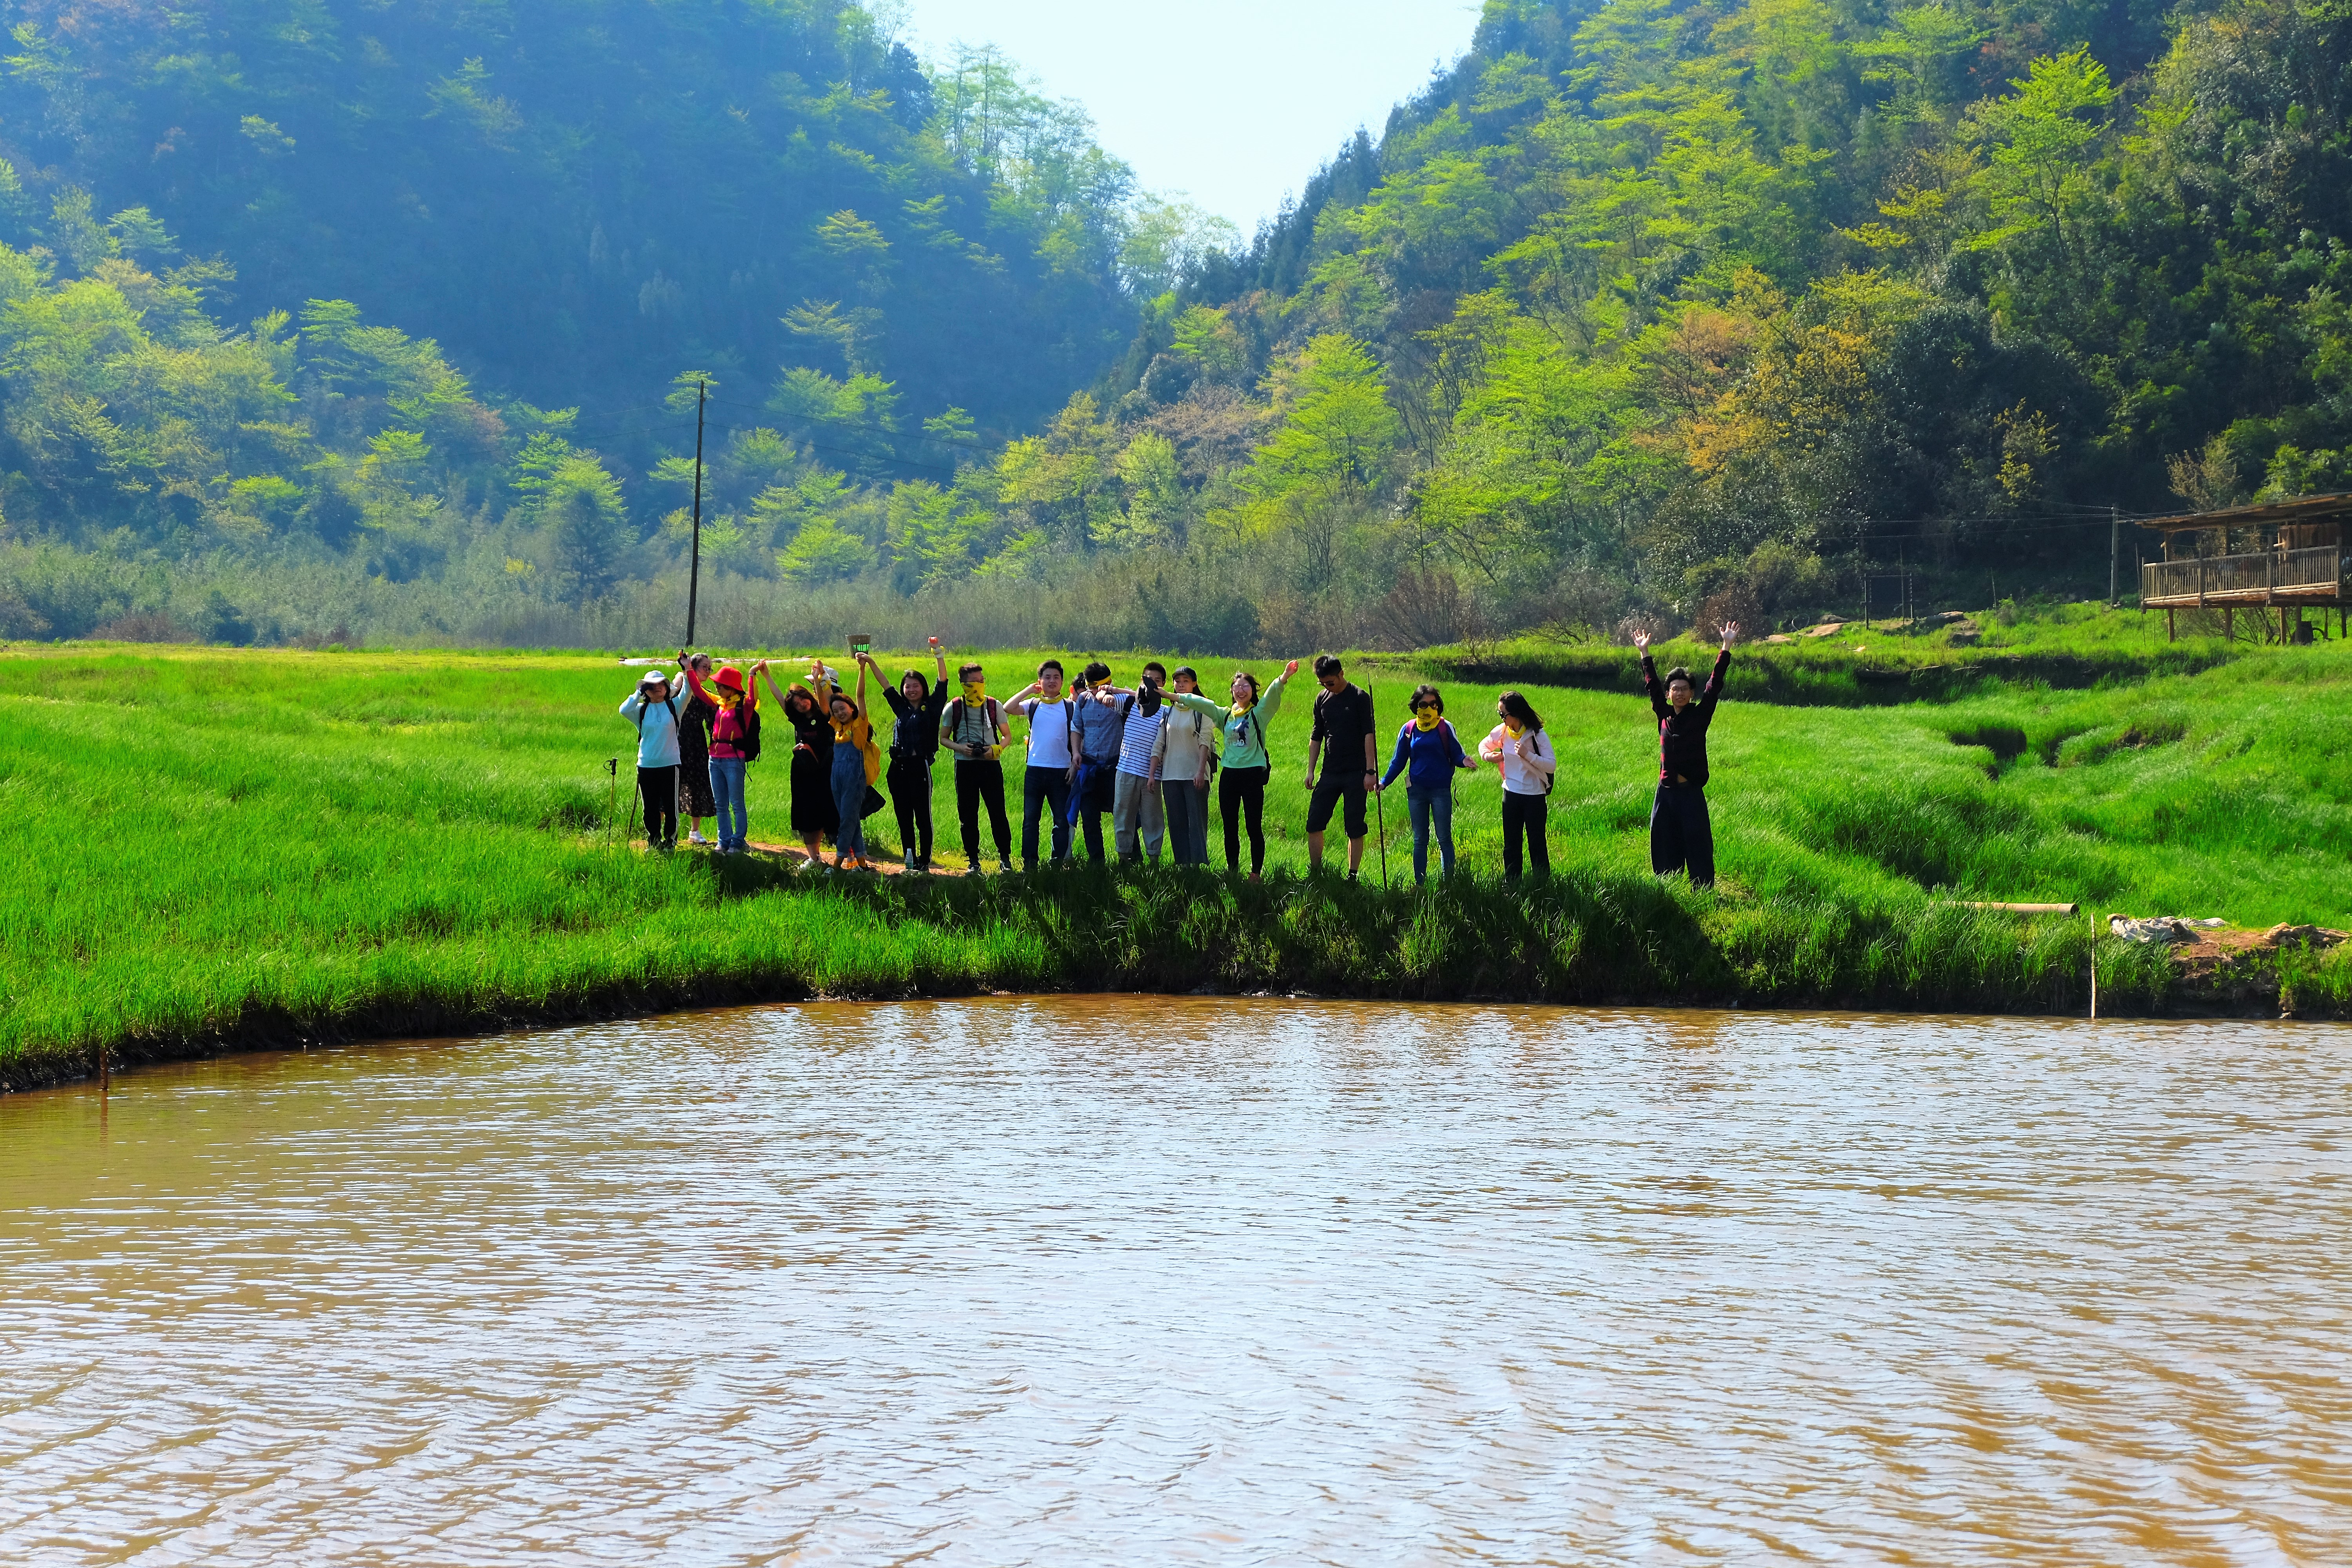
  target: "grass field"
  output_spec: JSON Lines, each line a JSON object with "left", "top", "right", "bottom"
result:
{"left": 5, "top": 608, "right": 2348, "bottom": 1088}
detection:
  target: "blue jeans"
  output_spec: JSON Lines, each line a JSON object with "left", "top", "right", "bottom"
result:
{"left": 1022, "top": 765, "right": 1072, "bottom": 867}
{"left": 708, "top": 757, "right": 747, "bottom": 851}
{"left": 1406, "top": 782, "right": 1454, "bottom": 882}
{"left": 831, "top": 749, "right": 868, "bottom": 860}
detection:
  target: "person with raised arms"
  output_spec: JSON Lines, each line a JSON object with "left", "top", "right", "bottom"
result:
{"left": 940, "top": 655, "right": 1016, "bottom": 877}
{"left": 1479, "top": 690, "right": 1557, "bottom": 882}
{"left": 1065, "top": 661, "right": 1127, "bottom": 864}
{"left": 1374, "top": 683, "right": 1474, "bottom": 883}
{"left": 673, "top": 649, "right": 719, "bottom": 848}
{"left": 881, "top": 636, "right": 951, "bottom": 873}
{"left": 1215, "top": 659, "right": 1300, "bottom": 881}
{"left": 1003, "top": 657, "right": 1078, "bottom": 870}
{"left": 1303, "top": 655, "right": 1377, "bottom": 881}
{"left": 759, "top": 660, "right": 840, "bottom": 866}
{"left": 825, "top": 653, "right": 884, "bottom": 871}
{"left": 1635, "top": 622, "right": 1737, "bottom": 889}
{"left": 1109, "top": 662, "right": 1172, "bottom": 862}
{"left": 682, "top": 656, "right": 763, "bottom": 855}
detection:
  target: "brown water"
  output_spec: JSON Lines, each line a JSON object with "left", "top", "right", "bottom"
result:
{"left": 4, "top": 1000, "right": 2349, "bottom": 1565}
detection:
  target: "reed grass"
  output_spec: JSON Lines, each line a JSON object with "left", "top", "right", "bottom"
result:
{"left": 4, "top": 633, "right": 2345, "bottom": 1089}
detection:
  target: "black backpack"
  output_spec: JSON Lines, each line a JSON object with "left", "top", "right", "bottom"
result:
{"left": 740, "top": 704, "right": 762, "bottom": 763}
{"left": 634, "top": 691, "right": 678, "bottom": 736}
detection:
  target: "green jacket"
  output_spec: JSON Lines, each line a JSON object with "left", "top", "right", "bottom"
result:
{"left": 1203, "top": 673, "right": 1288, "bottom": 770}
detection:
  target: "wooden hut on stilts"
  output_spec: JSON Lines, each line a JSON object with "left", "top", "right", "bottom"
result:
{"left": 2138, "top": 491, "right": 2352, "bottom": 643}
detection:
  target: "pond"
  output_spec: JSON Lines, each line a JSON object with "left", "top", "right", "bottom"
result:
{"left": 4, "top": 999, "right": 2348, "bottom": 1564}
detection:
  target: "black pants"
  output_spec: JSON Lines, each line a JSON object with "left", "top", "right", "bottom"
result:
{"left": 1501, "top": 789, "right": 1550, "bottom": 880}
{"left": 1022, "top": 765, "right": 1073, "bottom": 868}
{"left": 1650, "top": 782, "right": 1715, "bottom": 887}
{"left": 637, "top": 764, "right": 678, "bottom": 848}
{"left": 887, "top": 754, "right": 934, "bottom": 866}
{"left": 956, "top": 760, "right": 1012, "bottom": 868}
{"left": 1220, "top": 764, "right": 1269, "bottom": 873}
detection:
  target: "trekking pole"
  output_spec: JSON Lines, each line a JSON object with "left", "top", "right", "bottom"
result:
{"left": 606, "top": 757, "right": 619, "bottom": 842}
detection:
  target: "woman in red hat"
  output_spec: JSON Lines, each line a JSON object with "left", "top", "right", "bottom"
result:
{"left": 684, "top": 656, "right": 763, "bottom": 854}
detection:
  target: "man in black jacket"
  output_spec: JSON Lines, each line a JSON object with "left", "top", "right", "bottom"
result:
{"left": 1635, "top": 622, "right": 1736, "bottom": 887}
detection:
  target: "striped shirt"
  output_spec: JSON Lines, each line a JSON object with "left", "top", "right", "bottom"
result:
{"left": 1116, "top": 698, "right": 1167, "bottom": 778}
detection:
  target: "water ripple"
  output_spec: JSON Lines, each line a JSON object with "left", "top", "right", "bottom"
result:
{"left": 3, "top": 1000, "right": 2348, "bottom": 1565}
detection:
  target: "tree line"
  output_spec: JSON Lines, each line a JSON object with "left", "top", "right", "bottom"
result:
{"left": 2, "top": 0, "right": 2347, "bottom": 648}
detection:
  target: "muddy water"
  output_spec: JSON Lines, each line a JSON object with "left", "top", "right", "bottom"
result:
{"left": 4, "top": 1000, "right": 2349, "bottom": 1565}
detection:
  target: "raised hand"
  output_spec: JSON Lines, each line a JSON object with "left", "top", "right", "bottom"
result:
{"left": 1283, "top": 658, "right": 1301, "bottom": 679}
{"left": 1632, "top": 629, "right": 1651, "bottom": 653}
{"left": 1720, "top": 622, "right": 1739, "bottom": 648}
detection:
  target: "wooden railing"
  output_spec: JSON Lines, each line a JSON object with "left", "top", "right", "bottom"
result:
{"left": 2141, "top": 546, "right": 2345, "bottom": 604}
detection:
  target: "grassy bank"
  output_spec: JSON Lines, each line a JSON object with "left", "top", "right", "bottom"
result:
{"left": 4, "top": 628, "right": 2348, "bottom": 1089}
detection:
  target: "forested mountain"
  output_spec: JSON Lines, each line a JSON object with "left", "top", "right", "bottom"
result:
{"left": 3, "top": 0, "right": 2349, "bottom": 650}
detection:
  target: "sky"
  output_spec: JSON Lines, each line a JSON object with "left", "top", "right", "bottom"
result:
{"left": 899, "top": 0, "right": 1483, "bottom": 236}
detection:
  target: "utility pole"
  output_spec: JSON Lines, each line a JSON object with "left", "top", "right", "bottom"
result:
{"left": 2108, "top": 505, "right": 2120, "bottom": 606}
{"left": 685, "top": 377, "right": 706, "bottom": 646}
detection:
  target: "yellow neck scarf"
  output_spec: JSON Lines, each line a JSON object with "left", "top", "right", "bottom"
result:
{"left": 1504, "top": 718, "right": 1524, "bottom": 738}
{"left": 1414, "top": 709, "right": 1441, "bottom": 733}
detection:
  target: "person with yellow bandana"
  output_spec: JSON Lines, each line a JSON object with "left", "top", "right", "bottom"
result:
{"left": 1478, "top": 690, "right": 1557, "bottom": 882}
{"left": 880, "top": 636, "right": 951, "bottom": 873}
{"left": 1374, "top": 684, "right": 1474, "bottom": 883}
{"left": 1214, "top": 658, "right": 1301, "bottom": 881}
{"left": 939, "top": 657, "right": 1015, "bottom": 876}
{"left": 826, "top": 653, "right": 884, "bottom": 871}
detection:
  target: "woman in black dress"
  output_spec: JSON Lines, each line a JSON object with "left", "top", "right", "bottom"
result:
{"left": 762, "top": 662, "right": 840, "bottom": 863}
{"left": 674, "top": 649, "right": 719, "bottom": 846}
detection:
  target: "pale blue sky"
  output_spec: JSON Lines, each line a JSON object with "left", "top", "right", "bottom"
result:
{"left": 901, "top": 0, "right": 1483, "bottom": 236}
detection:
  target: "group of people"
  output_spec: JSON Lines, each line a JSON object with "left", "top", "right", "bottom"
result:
{"left": 617, "top": 622, "right": 1739, "bottom": 887}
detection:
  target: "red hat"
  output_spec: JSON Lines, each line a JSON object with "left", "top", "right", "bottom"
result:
{"left": 714, "top": 665, "right": 746, "bottom": 694}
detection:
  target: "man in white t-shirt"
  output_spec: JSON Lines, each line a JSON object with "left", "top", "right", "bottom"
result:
{"left": 1004, "top": 658, "right": 1079, "bottom": 869}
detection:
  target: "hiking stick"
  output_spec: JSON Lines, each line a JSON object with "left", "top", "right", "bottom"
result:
{"left": 606, "top": 757, "right": 619, "bottom": 842}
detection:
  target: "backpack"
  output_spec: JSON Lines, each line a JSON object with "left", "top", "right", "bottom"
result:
{"left": 1189, "top": 707, "right": 1219, "bottom": 785}
{"left": 633, "top": 692, "right": 678, "bottom": 737}
{"left": 740, "top": 704, "right": 762, "bottom": 764}
{"left": 947, "top": 696, "right": 1002, "bottom": 757}
{"left": 1025, "top": 698, "right": 1076, "bottom": 761}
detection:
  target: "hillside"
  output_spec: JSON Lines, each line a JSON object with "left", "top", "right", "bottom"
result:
{"left": 3, "top": 0, "right": 2350, "bottom": 652}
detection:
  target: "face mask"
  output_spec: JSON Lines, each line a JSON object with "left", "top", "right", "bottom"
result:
{"left": 1414, "top": 708, "right": 1441, "bottom": 732}
{"left": 960, "top": 679, "right": 985, "bottom": 706}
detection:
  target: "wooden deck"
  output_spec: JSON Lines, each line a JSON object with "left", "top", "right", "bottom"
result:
{"left": 2140, "top": 546, "right": 2346, "bottom": 608}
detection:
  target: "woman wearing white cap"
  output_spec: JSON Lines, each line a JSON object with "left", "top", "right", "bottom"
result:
{"left": 619, "top": 667, "right": 684, "bottom": 850}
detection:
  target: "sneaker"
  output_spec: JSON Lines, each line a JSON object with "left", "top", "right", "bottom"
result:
{"left": 688, "top": 831, "right": 710, "bottom": 847}
{"left": 967, "top": 864, "right": 987, "bottom": 878}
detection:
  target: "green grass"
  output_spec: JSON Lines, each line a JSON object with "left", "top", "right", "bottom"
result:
{"left": 4, "top": 625, "right": 2348, "bottom": 1089}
